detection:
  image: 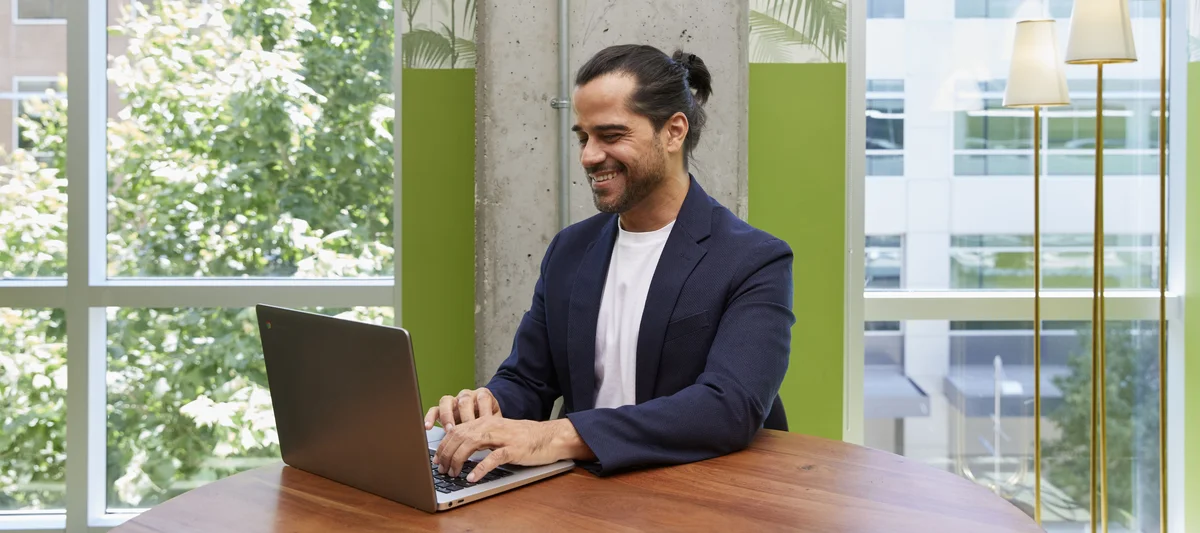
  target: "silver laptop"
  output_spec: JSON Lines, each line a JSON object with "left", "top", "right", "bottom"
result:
{"left": 255, "top": 304, "right": 575, "bottom": 512}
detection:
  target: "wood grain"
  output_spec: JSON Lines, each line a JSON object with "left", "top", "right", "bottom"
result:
{"left": 111, "top": 430, "right": 1041, "bottom": 532}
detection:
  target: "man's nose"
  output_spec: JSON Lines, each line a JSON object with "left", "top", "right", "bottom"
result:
{"left": 580, "top": 139, "right": 605, "bottom": 168}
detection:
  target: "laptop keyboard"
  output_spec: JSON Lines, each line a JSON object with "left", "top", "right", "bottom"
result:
{"left": 429, "top": 450, "right": 513, "bottom": 494}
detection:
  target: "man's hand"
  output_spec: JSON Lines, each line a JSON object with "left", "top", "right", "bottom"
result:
{"left": 432, "top": 418, "right": 596, "bottom": 482}
{"left": 424, "top": 387, "right": 501, "bottom": 431}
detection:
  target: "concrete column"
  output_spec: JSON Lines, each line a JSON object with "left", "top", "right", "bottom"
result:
{"left": 475, "top": 0, "right": 749, "bottom": 382}
{"left": 474, "top": 0, "right": 562, "bottom": 384}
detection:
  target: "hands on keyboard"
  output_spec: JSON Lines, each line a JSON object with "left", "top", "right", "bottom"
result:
{"left": 429, "top": 450, "right": 512, "bottom": 494}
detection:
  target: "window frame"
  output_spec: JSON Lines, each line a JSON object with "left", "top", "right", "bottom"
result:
{"left": 13, "top": 0, "right": 67, "bottom": 25}
{"left": 0, "top": 0, "right": 405, "bottom": 528}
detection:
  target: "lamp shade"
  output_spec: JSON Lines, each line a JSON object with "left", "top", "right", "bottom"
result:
{"left": 1065, "top": 0, "right": 1137, "bottom": 64}
{"left": 1003, "top": 20, "right": 1070, "bottom": 108}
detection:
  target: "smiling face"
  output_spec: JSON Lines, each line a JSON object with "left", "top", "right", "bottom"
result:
{"left": 572, "top": 73, "right": 675, "bottom": 214}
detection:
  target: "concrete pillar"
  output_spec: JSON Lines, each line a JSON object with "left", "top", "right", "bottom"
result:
{"left": 474, "top": 0, "right": 562, "bottom": 383}
{"left": 474, "top": 0, "right": 749, "bottom": 382}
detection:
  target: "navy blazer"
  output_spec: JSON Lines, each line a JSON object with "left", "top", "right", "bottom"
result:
{"left": 485, "top": 176, "right": 795, "bottom": 475}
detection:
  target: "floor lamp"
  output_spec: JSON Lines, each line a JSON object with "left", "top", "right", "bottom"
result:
{"left": 1064, "top": 1, "right": 1137, "bottom": 531}
{"left": 1001, "top": 19, "right": 1069, "bottom": 526}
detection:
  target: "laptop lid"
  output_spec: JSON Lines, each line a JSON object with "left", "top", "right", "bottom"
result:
{"left": 255, "top": 304, "right": 439, "bottom": 513}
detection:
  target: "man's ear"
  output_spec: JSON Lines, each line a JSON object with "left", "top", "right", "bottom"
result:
{"left": 662, "top": 112, "right": 689, "bottom": 154}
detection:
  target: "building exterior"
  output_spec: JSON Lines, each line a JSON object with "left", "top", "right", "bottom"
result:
{"left": 863, "top": 0, "right": 1164, "bottom": 528}
{"left": 0, "top": 0, "right": 125, "bottom": 155}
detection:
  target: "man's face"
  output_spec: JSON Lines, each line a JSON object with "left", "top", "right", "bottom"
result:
{"left": 572, "top": 74, "right": 669, "bottom": 214}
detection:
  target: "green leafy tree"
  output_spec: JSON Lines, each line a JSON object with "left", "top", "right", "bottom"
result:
{"left": 0, "top": 0, "right": 455, "bottom": 508}
{"left": 0, "top": 150, "right": 69, "bottom": 509}
{"left": 1044, "top": 323, "right": 1162, "bottom": 529}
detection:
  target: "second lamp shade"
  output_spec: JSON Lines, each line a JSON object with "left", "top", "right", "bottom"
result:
{"left": 1065, "top": 0, "right": 1137, "bottom": 64}
{"left": 1003, "top": 20, "right": 1070, "bottom": 108}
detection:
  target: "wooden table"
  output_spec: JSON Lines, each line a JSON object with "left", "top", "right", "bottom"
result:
{"left": 112, "top": 430, "right": 1041, "bottom": 532}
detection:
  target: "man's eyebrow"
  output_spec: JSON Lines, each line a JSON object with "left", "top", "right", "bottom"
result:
{"left": 572, "top": 123, "right": 630, "bottom": 133}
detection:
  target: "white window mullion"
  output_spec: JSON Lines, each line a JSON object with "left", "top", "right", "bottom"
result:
{"left": 0, "top": 281, "right": 67, "bottom": 308}
{"left": 87, "top": 280, "right": 394, "bottom": 309}
{"left": 844, "top": 0, "right": 867, "bottom": 446}
{"left": 391, "top": 13, "right": 403, "bottom": 328}
{"left": 65, "top": 0, "right": 107, "bottom": 526}
{"left": 1167, "top": 4, "right": 1188, "bottom": 531}
{"left": 864, "top": 290, "right": 1184, "bottom": 321}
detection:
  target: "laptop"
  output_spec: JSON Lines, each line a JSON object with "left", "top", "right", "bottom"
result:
{"left": 254, "top": 304, "right": 575, "bottom": 512}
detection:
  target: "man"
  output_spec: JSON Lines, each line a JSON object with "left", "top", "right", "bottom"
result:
{"left": 425, "top": 44, "right": 795, "bottom": 482}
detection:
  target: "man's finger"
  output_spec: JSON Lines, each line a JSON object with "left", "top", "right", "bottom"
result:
{"left": 476, "top": 389, "right": 496, "bottom": 418}
{"left": 424, "top": 406, "right": 439, "bottom": 430}
{"left": 467, "top": 448, "right": 509, "bottom": 483}
{"left": 435, "top": 427, "right": 461, "bottom": 474}
{"left": 438, "top": 395, "right": 457, "bottom": 430}
{"left": 448, "top": 431, "right": 480, "bottom": 478}
{"left": 458, "top": 391, "right": 477, "bottom": 423}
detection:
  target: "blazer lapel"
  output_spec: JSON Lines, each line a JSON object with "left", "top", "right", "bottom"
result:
{"left": 566, "top": 216, "right": 618, "bottom": 412}
{"left": 634, "top": 176, "right": 712, "bottom": 404}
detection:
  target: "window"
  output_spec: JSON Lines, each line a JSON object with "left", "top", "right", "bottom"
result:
{"left": 950, "top": 234, "right": 1160, "bottom": 290}
{"left": 0, "top": 308, "right": 67, "bottom": 511}
{"left": 105, "top": 306, "right": 390, "bottom": 509}
{"left": 1, "top": 79, "right": 67, "bottom": 279}
{"left": 106, "top": 0, "right": 395, "bottom": 278}
{"left": 954, "top": 80, "right": 1160, "bottom": 177}
{"left": 866, "top": 80, "right": 904, "bottom": 177}
{"left": 863, "top": 236, "right": 912, "bottom": 454}
{"left": 11, "top": 78, "right": 65, "bottom": 162}
{"left": 861, "top": 0, "right": 1173, "bottom": 529}
{"left": 866, "top": 234, "right": 903, "bottom": 289}
{"left": 867, "top": 0, "right": 904, "bottom": 19}
{"left": 1, "top": 0, "right": 426, "bottom": 525}
{"left": 14, "top": 0, "right": 67, "bottom": 21}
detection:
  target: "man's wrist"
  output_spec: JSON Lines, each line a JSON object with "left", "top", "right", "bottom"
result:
{"left": 545, "top": 418, "right": 596, "bottom": 462}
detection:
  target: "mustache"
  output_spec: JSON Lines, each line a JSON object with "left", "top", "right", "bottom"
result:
{"left": 585, "top": 162, "right": 625, "bottom": 176}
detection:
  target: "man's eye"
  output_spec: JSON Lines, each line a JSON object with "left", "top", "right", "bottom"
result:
{"left": 577, "top": 137, "right": 587, "bottom": 146}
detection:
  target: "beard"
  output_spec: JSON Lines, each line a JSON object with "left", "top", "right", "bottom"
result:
{"left": 586, "top": 139, "right": 668, "bottom": 214}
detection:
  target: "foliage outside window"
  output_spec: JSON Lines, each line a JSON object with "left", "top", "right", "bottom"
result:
{"left": 0, "top": 0, "right": 431, "bottom": 509}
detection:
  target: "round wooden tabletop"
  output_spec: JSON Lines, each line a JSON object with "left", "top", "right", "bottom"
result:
{"left": 112, "top": 430, "right": 1041, "bottom": 532}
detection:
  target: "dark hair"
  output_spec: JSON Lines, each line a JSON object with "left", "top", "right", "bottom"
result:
{"left": 574, "top": 44, "right": 713, "bottom": 162}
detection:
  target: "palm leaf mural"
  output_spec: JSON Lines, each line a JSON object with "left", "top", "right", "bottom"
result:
{"left": 453, "top": 37, "right": 476, "bottom": 68}
{"left": 401, "top": 0, "right": 421, "bottom": 28}
{"left": 402, "top": 0, "right": 476, "bottom": 69}
{"left": 403, "top": 28, "right": 455, "bottom": 68}
{"left": 749, "top": 10, "right": 818, "bottom": 63}
{"left": 460, "top": 0, "right": 476, "bottom": 38}
{"left": 752, "top": 0, "right": 847, "bottom": 63}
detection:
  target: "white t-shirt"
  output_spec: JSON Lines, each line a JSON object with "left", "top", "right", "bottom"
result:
{"left": 593, "top": 219, "right": 676, "bottom": 409}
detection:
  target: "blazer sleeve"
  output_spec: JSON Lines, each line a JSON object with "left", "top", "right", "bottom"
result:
{"left": 565, "top": 238, "right": 795, "bottom": 475}
{"left": 483, "top": 233, "right": 563, "bottom": 422}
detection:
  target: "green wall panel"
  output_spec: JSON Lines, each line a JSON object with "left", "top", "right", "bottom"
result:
{"left": 1186, "top": 61, "right": 1200, "bottom": 533}
{"left": 749, "top": 63, "right": 846, "bottom": 440}
{"left": 402, "top": 69, "right": 476, "bottom": 411}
